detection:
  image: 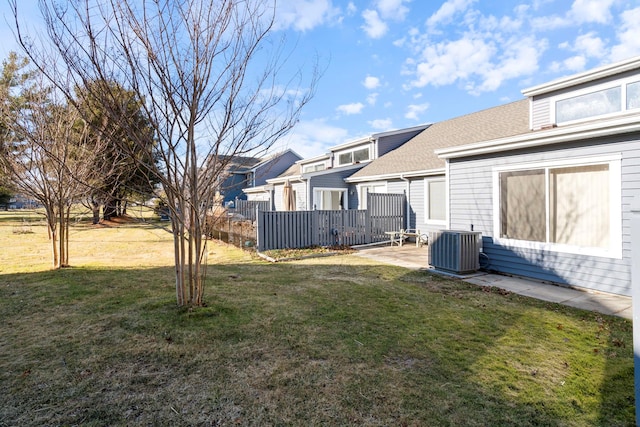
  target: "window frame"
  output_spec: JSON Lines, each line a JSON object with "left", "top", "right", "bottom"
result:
{"left": 550, "top": 76, "right": 640, "bottom": 126}
{"left": 335, "top": 146, "right": 371, "bottom": 166}
{"left": 356, "top": 182, "right": 387, "bottom": 209}
{"left": 424, "top": 178, "right": 447, "bottom": 225}
{"left": 313, "top": 187, "right": 348, "bottom": 210}
{"left": 492, "top": 155, "right": 622, "bottom": 259}
{"left": 302, "top": 162, "right": 326, "bottom": 173}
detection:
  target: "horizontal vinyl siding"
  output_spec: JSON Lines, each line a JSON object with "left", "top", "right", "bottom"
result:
{"left": 448, "top": 135, "right": 640, "bottom": 296}
{"left": 293, "top": 182, "right": 307, "bottom": 211}
{"left": 531, "top": 97, "right": 551, "bottom": 129}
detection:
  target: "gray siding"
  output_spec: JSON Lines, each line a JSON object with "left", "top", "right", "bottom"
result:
{"left": 310, "top": 170, "right": 353, "bottom": 188}
{"left": 273, "top": 181, "right": 307, "bottom": 211}
{"left": 377, "top": 129, "right": 425, "bottom": 156}
{"left": 254, "top": 151, "right": 301, "bottom": 186}
{"left": 366, "top": 177, "right": 447, "bottom": 234}
{"left": 448, "top": 134, "right": 640, "bottom": 296}
{"left": 530, "top": 69, "right": 640, "bottom": 130}
{"left": 530, "top": 98, "right": 550, "bottom": 130}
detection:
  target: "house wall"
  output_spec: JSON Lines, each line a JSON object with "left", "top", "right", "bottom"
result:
{"left": 222, "top": 173, "right": 248, "bottom": 202}
{"left": 254, "top": 151, "right": 302, "bottom": 186}
{"left": 272, "top": 181, "right": 307, "bottom": 211}
{"left": 308, "top": 167, "right": 364, "bottom": 210}
{"left": 530, "top": 70, "right": 640, "bottom": 130}
{"left": 382, "top": 177, "right": 448, "bottom": 234}
{"left": 377, "top": 129, "right": 425, "bottom": 157}
{"left": 448, "top": 134, "right": 640, "bottom": 296}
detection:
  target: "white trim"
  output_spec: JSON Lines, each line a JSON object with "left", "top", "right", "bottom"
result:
{"left": 445, "top": 160, "right": 451, "bottom": 229}
{"left": 548, "top": 75, "right": 640, "bottom": 126}
{"left": 329, "top": 136, "right": 372, "bottom": 151}
{"left": 297, "top": 153, "right": 330, "bottom": 165}
{"left": 436, "top": 113, "right": 640, "bottom": 159}
{"left": 302, "top": 161, "right": 327, "bottom": 173}
{"left": 335, "top": 145, "right": 372, "bottom": 167}
{"left": 345, "top": 168, "right": 445, "bottom": 183}
{"left": 522, "top": 55, "right": 640, "bottom": 97}
{"left": 491, "top": 154, "right": 622, "bottom": 259}
{"left": 356, "top": 182, "right": 387, "bottom": 209}
{"left": 424, "top": 177, "right": 447, "bottom": 225}
{"left": 313, "top": 187, "right": 348, "bottom": 210}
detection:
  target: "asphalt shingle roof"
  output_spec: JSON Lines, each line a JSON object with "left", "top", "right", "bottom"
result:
{"left": 350, "top": 99, "right": 531, "bottom": 179}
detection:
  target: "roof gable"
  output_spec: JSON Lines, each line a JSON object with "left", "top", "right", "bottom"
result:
{"left": 349, "top": 99, "right": 530, "bottom": 180}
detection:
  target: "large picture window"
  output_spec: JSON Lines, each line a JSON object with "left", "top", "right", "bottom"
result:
{"left": 496, "top": 158, "right": 620, "bottom": 257}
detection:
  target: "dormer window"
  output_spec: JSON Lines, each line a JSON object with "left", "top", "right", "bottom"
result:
{"left": 626, "top": 81, "right": 640, "bottom": 109}
{"left": 552, "top": 77, "right": 640, "bottom": 125}
{"left": 556, "top": 86, "right": 620, "bottom": 124}
{"left": 303, "top": 162, "right": 326, "bottom": 173}
{"left": 337, "top": 147, "right": 370, "bottom": 166}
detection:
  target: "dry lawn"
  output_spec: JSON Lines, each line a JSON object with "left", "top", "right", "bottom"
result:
{"left": 0, "top": 211, "right": 634, "bottom": 426}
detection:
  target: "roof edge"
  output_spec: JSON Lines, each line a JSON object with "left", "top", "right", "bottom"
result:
{"left": 345, "top": 168, "right": 445, "bottom": 183}
{"left": 436, "top": 114, "right": 640, "bottom": 159}
{"left": 522, "top": 55, "right": 640, "bottom": 97}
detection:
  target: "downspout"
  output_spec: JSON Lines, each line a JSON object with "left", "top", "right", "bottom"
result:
{"left": 400, "top": 174, "right": 410, "bottom": 229}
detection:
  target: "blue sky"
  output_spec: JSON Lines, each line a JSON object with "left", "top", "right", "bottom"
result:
{"left": 2, "top": 1, "right": 640, "bottom": 159}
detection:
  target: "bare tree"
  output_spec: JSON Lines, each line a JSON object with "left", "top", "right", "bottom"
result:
{"left": 0, "top": 58, "right": 97, "bottom": 268}
{"left": 12, "top": 0, "right": 318, "bottom": 306}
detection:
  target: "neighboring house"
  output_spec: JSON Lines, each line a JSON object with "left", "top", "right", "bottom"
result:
{"left": 245, "top": 125, "right": 429, "bottom": 211}
{"left": 437, "top": 56, "right": 640, "bottom": 296}
{"left": 346, "top": 100, "right": 530, "bottom": 233}
{"left": 351, "top": 55, "right": 639, "bottom": 296}
{"left": 220, "top": 149, "right": 302, "bottom": 204}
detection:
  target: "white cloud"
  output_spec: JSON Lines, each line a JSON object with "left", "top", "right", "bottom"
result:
{"left": 405, "top": 103, "right": 430, "bottom": 120}
{"left": 346, "top": 2, "right": 357, "bottom": 15}
{"left": 532, "top": 0, "right": 615, "bottom": 30}
{"left": 376, "top": 0, "right": 410, "bottom": 21}
{"left": 610, "top": 7, "right": 640, "bottom": 62}
{"left": 426, "top": 0, "right": 477, "bottom": 29}
{"left": 366, "top": 93, "right": 379, "bottom": 106}
{"left": 336, "top": 102, "right": 365, "bottom": 115}
{"left": 474, "top": 36, "right": 545, "bottom": 93}
{"left": 552, "top": 33, "right": 606, "bottom": 73}
{"left": 278, "top": 119, "right": 349, "bottom": 158}
{"left": 410, "top": 37, "right": 495, "bottom": 88}
{"left": 550, "top": 55, "right": 586, "bottom": 73}
{"left": 568, "top": 0, "right": 615, "bottom": 25}
{"left": 274, "top": 0, "right": 342, "bottom": 31}
{"left": 573, "top": 32, "right": 607, "bottom": 58}
{"left": 363, "top": 75, "right": 381, "bottom": 89}
{"left": 368, "top": 118, "right": 393, "bottom": 130}
{"left": 361, "top": 9, "right": 388, "bottom": 38}
{"left": 530, "top": 15, "right": 571, "bottom": 30}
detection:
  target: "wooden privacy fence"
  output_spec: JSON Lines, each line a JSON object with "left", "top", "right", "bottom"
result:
{"left": 256, "top": 192, "right": 405, "bottom": 251}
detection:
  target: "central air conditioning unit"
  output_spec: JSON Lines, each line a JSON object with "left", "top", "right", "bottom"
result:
{"left": 428, "top": 230, "right": 482, "bottom": 274}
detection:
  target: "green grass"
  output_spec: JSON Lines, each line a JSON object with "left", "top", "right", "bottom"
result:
{"left": 0, "top": 211, "right": 635, "bottom": 426}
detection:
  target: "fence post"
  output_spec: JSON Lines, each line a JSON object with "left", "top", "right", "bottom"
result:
{"left": 256, "top": 205, "right": 261, "bottom": 251}
{"left": 632, "top": 195, "right": 640, "bottom": 427}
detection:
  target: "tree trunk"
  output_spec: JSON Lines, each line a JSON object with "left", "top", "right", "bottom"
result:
{"left": 104, "top": 198, "right": 116, "bottom": 220}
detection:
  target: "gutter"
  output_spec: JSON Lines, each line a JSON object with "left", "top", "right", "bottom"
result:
{"left": 400, "top": 174, "right": 410, "bottom": 229}
{"left": 436, "top": 115, "right": 640, "bottom": 159}
{"left": 345, "top": 168, "right": 445, "bottom": 183}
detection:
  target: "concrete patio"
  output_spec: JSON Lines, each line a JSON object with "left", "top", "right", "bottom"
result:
{"left": 353, "top": 243, "right": 632, "bottom": 320}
